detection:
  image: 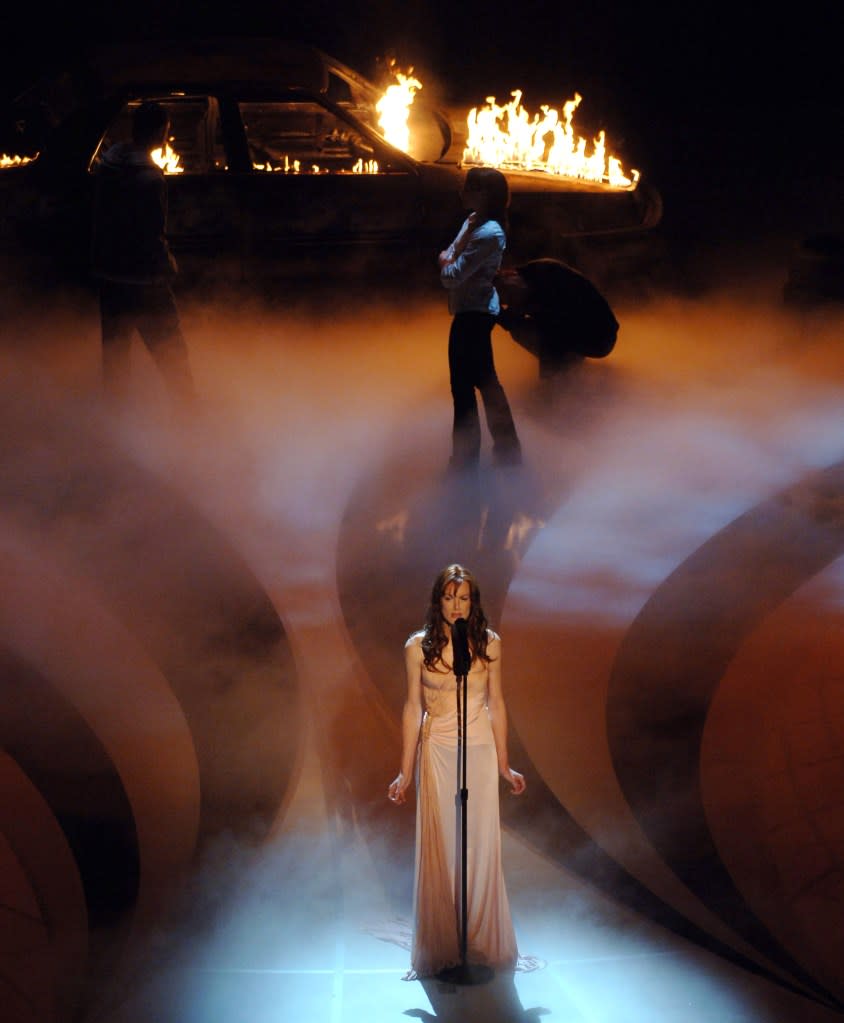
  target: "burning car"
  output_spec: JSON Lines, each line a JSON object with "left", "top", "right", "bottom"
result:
{"left": 0, "top": 39, "right": 662, "bottom": 289}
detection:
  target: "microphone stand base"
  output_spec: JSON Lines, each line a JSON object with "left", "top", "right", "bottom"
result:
{"left": 435, "top": 962, "right": 495, "bottom": 986}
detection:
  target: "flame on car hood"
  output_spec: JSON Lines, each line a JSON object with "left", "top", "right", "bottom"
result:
{"left": 371, "top": 67, "right": 639, "bottom": 189}
{"left": 463, "top": 90, "right": 639, "bottom": 188}
{"left": 1, "top": 153, "right": 38, "bottom": 168}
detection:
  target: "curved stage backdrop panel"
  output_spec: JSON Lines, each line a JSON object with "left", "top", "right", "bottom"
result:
{"left": 0, "top": 385, "right": 300, "bottom": 1023}
{"left": 606, "top": 460, "right": 844, "bottom": 1002}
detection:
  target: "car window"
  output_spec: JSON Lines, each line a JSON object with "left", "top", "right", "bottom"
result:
{"left": 238, "top": 100, "right": 404, "bottom": 175}
{"left": 89, "top": 96, "right": 227, "bottom": 174}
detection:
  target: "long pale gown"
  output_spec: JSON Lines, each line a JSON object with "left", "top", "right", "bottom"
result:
{"left": 409, "top": 629, "right": 518, "bottom": 977}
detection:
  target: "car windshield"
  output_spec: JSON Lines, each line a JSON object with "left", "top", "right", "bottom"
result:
{"left": 324, "top": 60, "right": 450, "bottom": 163}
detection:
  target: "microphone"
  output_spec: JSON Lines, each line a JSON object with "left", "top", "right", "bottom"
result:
{"left": 452, "top": 617, "right": 471, "bottom": 677}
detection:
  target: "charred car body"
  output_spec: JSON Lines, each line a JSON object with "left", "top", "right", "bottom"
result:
{"left": 0, "top": 39, "right": 662, "bottom": 290}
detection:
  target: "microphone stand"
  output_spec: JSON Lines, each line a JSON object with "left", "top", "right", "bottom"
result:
{"left": 440, "top": 619, "right": 493, "bottom": 986}
{"left": 457, "top": 655, "right": 469, "bottom": 970}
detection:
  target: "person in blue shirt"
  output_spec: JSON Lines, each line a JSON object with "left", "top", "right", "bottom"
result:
{"left": 439, "top": 167, "right": 521, "bottom": 469}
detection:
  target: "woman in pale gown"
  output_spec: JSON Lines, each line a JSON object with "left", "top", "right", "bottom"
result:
{"left": 388, "top": 563, "right": 526, "bottom": 978}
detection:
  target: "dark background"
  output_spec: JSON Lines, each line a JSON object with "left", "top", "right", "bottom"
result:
{"left": 2, "top": 0, "right": 842, "bottom": 251}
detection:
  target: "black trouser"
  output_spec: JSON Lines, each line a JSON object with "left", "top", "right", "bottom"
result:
{"left": 448, "top": 311, "right": 520, "bottom": 465}
{"left": 100, "top": 280, "right": 194, "bottom": 402}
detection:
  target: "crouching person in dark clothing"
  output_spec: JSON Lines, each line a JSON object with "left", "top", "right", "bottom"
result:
{"left": 495, "top": 259, "right": 618, "bottom": 379}
{"left": 91, "top": 101, "right": 195, "bottom": 404}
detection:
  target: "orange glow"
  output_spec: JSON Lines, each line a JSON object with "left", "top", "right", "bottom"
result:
{"left": 252, "top": 156, "right": 379, "bottom": 174}
{"left": 463, "top": 91, "right": 639, "bottom": 188}
{"left": 375, "top": 67, "right": 422, "bottom": 153}
{"left": 151, "top": 142, "right": 183, "bottom": 175}
{"left": 1, "top": 153, "right": 38, "bottom": 168}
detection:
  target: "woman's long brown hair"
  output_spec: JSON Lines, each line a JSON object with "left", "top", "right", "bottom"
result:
{"left": 421, "top": 564, "right": 492, "bottom": 672}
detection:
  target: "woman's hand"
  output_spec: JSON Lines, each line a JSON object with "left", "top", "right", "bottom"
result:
{"left": 500, "top": 765, "right": 526, "bottom": 795}
{"left": 388, "top": 772, "right": 411, "bottom": 805}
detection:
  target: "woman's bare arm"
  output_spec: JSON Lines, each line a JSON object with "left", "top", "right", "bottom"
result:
{"left": 486, "top": 634, "right": 526, "bottom": 795}
{"left": 388, "top": 637, "right": 425, "bottom": 805}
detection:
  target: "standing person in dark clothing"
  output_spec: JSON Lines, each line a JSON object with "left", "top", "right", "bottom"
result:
{"left": 91, "top": 101, "right": 194, "bottom": 403}
{"left": 439, "top": 167, "right": 521, "bottom": 469}
{"left": 495, "top": 258, "right": 619, "bottom": 379}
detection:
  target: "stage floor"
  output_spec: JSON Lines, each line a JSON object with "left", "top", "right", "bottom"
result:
{"left": 1, "top": 270, "right": 843, "bottom": 1022}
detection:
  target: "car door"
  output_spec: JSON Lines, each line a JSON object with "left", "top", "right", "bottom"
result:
{"left": 90, "top": 94, "right": 246, "bottom": 283}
